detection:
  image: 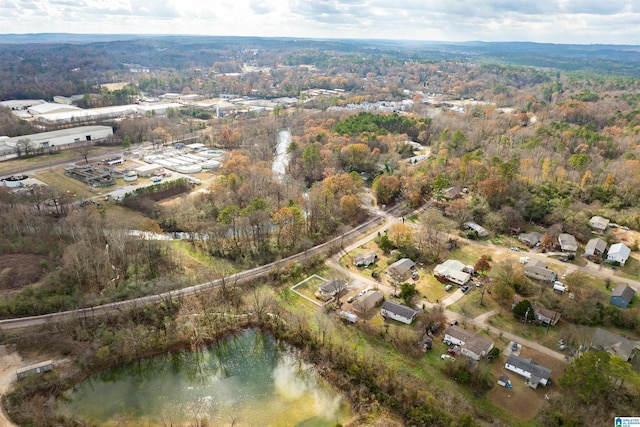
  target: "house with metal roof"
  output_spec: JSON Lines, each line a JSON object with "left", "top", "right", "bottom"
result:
{"left": 606, "top": 243, "right": 631, "bottom": 266}
{"left": 504, "top": 355, "right": 552, "bottom": 388}
{"left": 433, "top": 259, "right": 471, "bottom": 285}
{"left": 610, "top": 284, "right": 635, "bottom": 308}
{"left": 380, "top": 300, "right": 419, "bottom": 324}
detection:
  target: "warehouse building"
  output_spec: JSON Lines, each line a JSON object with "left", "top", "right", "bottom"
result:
{"left": 3, "top": 126, "right": 113, "bottom": 153}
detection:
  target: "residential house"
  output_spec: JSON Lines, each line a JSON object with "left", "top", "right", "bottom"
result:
{"left": 513, "top": 296, "right": 561, "bottom": 326}
{"left": 584, "top": 238, "right": 607, "bottom": 259}
{"left": 464, "top": 221, "right": 489, "bottom": 237}
{"left": 606, "top": 243, "right": 631, "bottom": 266}
{"left": 315, "top": 279, "right": 346, "bottom": 301}
{"left": 380, "top": 300, "right": 419, "bottom": 324}
{"left": 558, "top": 233, "right": 578, "bottom": 253}
{"left": 590, "top": 328, "right": 637, "bottom": 361}
{"left": 433, "top": 259, "right": 471, "bottom": 285}
{"left": 504, "top": 355, "right": 552, "bottom": 388}
{"left": 443, "top": 325, "right": 494, "bottom": 361}
{"left": 610, "top": 284, "right": 635, "bottom": 308}
{"left": 386, "top": 258, "right": 416, "bottom": 281}
{"left": 353, "top": 251, "right": 377, "bottom": 268}
{"left": 442, "top": 186, "right": 461, "bottom": 200}
{"left": 523, "top": 260, "right": 557, "bottom": 283}
{"left": 353, "top": 291, "right": 384, "bottom": 314}
{"left": 518, "top": 231, "right": 542, "bottom": 247}
{"left": 589, "top": 216, "right": 610, "bottom": 234}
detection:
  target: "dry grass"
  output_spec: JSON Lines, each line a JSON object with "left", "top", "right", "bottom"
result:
{"left": 488, "top": 347, "right": 566, "bottom": 421}
{"left": 33, "top": 169, "right": 100, "bottom": 199}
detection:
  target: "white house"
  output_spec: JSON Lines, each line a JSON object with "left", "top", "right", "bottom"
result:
{"left": 504, "top": 355, "right": 551, "bottom": 389}
{"left": 380, "top": 300, "right": 419, "bottom": 324}
{"left": 433, "top": 259, "right": 471, "bottom": 285}
{"left": 606, "top": 243, "right": 631, "bottom": 266}
{"left": 443, "top": 325, "right": 494, "bottom": 360}
{"left": 386, "top": 258, "right": 416, "bottom": 280}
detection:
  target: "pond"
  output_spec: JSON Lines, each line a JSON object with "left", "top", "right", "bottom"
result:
{"left": 58, "top": 330, "right": 351, "bottom": 426}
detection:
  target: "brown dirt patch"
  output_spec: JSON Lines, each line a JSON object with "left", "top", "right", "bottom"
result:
{"left": 0, "top": 254, "right": 47, "bottom": 291}
{"left": 488, "top": 347, "right": 567, "bottom": 420}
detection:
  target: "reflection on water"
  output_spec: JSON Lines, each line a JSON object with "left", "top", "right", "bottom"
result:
{"left": 59, "top": 330, "right": 349, "bottom": 426}
{"left": 272, "top": 128, "right": 291, "bottom": 176}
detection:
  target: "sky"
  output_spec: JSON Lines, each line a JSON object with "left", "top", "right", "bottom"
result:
{"left": 0, "top": 0, "right": 639, "bottom": 45}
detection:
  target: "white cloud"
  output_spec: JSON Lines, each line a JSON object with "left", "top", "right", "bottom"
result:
{"left": 0, "top": 0, "right": 638, "bottom": 44}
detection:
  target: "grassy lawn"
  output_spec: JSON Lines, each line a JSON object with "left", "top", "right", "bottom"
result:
{"left": 291, "top": 274, "right": 329, "bottom": 301}
{"left": 415, "top": 274, "right": 449, "bottom": 302}
{"left": 448, "top": 286, "right": 499, "bottom": 318}
{"left": 33, "top": 169, "right": 101, "bottom": 198}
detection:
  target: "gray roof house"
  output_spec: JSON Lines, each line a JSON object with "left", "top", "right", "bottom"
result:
{"left": 589, "top": 216, "right": 610, "bottom": 233}
{"left": 513, "top": 296, "right": 561, "bottom": 326}
{"left": 558, "top": 233, "right": 578, "bottom": 253}
{"left": 523, "top": 261, "right": 557, "bottom": 282}
{"left": 585, "top": 238, "right": 607, "bottom": 258}
{"left": 443, "top": 325, "right": 494, "bottom": 361}
{"left": 442, "top": 186, "right": 461, "bottom": 199}
{"left": 353, "top": 251, "right": 377, "bottom": 267}
{"left": 518, "top": 232, "right": 542, "bottom": 247}
{"left": 316, "top": 279, "right": 346, "bottom": 301}
{"left": 386, "top": 258, "right": 416, "bottom": 280}
{"left": 504, "top": 355, "right": 552, "bottom": 388}
{"left": 610, "top": 284, "right": 635, "bottom": 308}
{"left": 353, "top": 291, "right": 384, "bottom": 313}
{"left": 591, "top": 328, "right": 637, "bottom": 361}
{"left": 380, "top": 300, "right": 419, "bottom": 324}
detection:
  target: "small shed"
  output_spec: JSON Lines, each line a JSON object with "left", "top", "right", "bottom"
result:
{"left": 497, "top": 374, "right": 512, "bottom": 388}
{"left": 610, "top": 284, "right": 635, "bottom": 308}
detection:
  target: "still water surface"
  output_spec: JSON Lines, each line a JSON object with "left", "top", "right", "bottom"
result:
{"left": 59, "top": 330, "right": 350, "bottom": 426}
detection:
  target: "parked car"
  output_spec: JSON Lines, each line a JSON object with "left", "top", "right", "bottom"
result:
{"left": 511, "top": 342, "right": 519, "bottom": 351}
{"left": 441, "top": 354, "right": 456, "bottom": 361}
{"left": 358, "top": 289, "right": 368, "bottom": 297}
{"left": 510, "top": 246, "right": 520, "bottom": 251}
{"left": 450, "top": 320, "right": 458, "bottom": 326}
{"left": 444, "top": 284, "right": 453, "bottom": 292}
{"left": 461, "top": 285, "right": 470, "bottom": 293}
{"left": 347, "top": 296, "right": 356, "bottom": 303}
{"left": 447, "top": 348, "right": 458, "bottom": 355}
{"left": 559, "top": 257, "right": 569, "bottom": 262}
{"left": 622, "top": 226, "right": 630, "bottom": 231}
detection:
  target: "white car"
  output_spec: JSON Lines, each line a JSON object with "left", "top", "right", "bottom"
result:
{"left": 358, "top": 289, "right": 368, "bottom": 297}
{"left": 441, "top": 354, "right": 456, "bottom": 361}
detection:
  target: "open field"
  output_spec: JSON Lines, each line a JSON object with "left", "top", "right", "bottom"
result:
{"left": 33, "top": 169, "right": 101, "bottom": 199}
{"left": 448, "top": 285, "right": 499, "bottom": 318}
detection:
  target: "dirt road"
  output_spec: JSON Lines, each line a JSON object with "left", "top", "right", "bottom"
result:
{"left": 0, "top": 347, "right": 21, "bottom": 427}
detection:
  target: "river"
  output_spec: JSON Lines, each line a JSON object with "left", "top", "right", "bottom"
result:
{"left": 272, "top": 129, "right": 291, "bottom": 177}
{"left": 58, "top": 330, "right": 351, "bottom": 426}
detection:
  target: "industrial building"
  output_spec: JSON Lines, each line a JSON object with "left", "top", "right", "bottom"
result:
{"left": 3, "top": 126, "right": 113, "bottom": 151}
